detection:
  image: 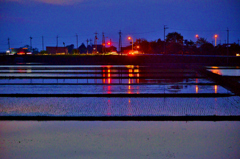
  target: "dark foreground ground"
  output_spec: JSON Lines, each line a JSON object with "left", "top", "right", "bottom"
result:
{"left": 1, "top": 54, "right": 240, "bottom": 66}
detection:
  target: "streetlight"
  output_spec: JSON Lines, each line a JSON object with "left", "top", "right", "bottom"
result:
{"left": 128, "top": 36, "right": 133, "bottom": 52}
{"left": 214, "top": 34, "right": 218, "bottom": 47}
{"left": 195, "top": 34, "right": 199, "bottom": 47}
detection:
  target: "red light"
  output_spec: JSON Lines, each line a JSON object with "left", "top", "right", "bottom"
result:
{"left": 17, "top": 52, "right": 25, "bottom": 55}
{"left": 107, "top": 42, "right": 111, "bottom": 45}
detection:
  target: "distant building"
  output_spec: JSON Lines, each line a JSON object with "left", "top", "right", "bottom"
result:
{"left": 10, "top": 47, "right": 31, "bottom": 55}
{"left": 46, "top": 47, "right": 68, "bottom": 55}
{"left": 92, "top": 45, "right": 103, "bottom": 54}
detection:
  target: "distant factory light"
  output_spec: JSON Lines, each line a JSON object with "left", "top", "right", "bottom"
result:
{"left": 236, "top": 53, "right": 240, "bottom": 56}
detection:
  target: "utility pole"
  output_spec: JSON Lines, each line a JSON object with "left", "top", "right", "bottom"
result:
{"left": 164, "top": 25, "right": 168, "bottom": 54}
{"left": 119, "top": 30, "right": 122, "bottom": 55}
{"left": 42, "top": 36, "right": 44, "bottom": 51}
{"left": 30, "top": 36, "right": 32, "bottom": 52}
{"left": 8, "top": 38, "right": 10, "bottom": 50}
{"left": 76, "top": 34, "right": 78, "bottom": 49}
{"left": 102, "top": 32, "right": 105, "bottom": 54}
{"left": 56, "top": 35, "right": 58, "bottom": 54}
{"left": 86, "top": 39, "right": 89, "bottom": 54}
{"left": 227, "top": 28, "right": 229, "bottom": 64}
{"left": 56, "top": 35, "right": 58, "bottom": 47}
{"left": 94, "top": 32, "right": 98, "bottom": 53}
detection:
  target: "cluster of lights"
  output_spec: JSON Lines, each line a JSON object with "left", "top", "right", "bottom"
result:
{"left": 196, "top": 34, "right": 219, "bottom": 46}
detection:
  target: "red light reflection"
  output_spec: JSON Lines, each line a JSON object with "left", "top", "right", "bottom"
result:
{"left": 107, "top": 99, "right": 111, "bottom": 116}
{"left": 107, "top": 85, "right": 111, "bottom": 94}
{"left": 127, "top": 99, "right": 132, "bottom": 116}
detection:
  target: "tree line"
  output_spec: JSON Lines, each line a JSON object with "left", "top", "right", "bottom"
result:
{"left": 128, "top": 32, "right": 240, "bottom": 56}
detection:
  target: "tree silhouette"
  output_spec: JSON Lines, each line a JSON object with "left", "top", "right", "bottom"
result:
{"left": 196, "top": 37, "right": 208, "bottom": 47}
{"left": 166, "top": 32, "right": 183, "bottom": 45}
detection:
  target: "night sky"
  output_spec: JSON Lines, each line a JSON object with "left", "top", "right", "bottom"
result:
{"left": 0, "top": 0, "right": 240, "bottom": 52}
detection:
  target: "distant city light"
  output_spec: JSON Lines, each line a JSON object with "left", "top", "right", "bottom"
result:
{"left": 128, "top": 36, "right": 133, "bottom": 52}
{"left": 214, "top": 34, "right": 218, "bottom": 46}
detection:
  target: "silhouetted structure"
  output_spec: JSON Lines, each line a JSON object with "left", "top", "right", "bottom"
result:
{"left": 46, "top": 47, "right": 68, "bottom": 55}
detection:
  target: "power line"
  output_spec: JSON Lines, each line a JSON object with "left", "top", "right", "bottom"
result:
{"left": 126, "top": 30, "right": 161, "bottom": 35}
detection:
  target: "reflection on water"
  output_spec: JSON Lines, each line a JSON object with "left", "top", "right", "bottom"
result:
{"left": 208, "top": 66, "right": 240, "bottom": 76}
{"left": 0, "top": 65, "right": 239, "bottom": 117}
{"left": 0, "top": 97, "right": 240, "bottom": 116}
{"left": 0, "top": 84, "right": 230, "bottom": 94}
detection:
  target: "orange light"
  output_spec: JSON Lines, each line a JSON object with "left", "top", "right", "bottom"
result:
{"left": 195, "top": 34, "right": 199, "bottom": 38}
{"left": 108, "top": 78, "right": 111, "bottom": 84}
{"left": 108, "top": 69, "right": 111, "bottom": 77}
{"left": 137, "top": 46, "right": 140, "bottom": 49}
{"left": 128, "top": 79, "right": 131, "bottom": 84}
{"left": 196, "top": 85, "right": 199, "bottom": 93}
{"left": 128, "top": 37, "right": 131, "bottom": 40}
{"left": 17, "top": 52, "right": 25, "bottom": 55}
{"left": 129, "top": 69, "right": 133, "bottom": 77}
{"left": 214, "top": 34, "right": 218, "bottom": 38}
{"left": 214, "top": 85, "right": 218, "bottom": 94}
{"left": 107, "top": 42, "right": 111, "bottom": 45}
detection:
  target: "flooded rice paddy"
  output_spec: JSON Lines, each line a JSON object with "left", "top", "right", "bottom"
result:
{"left": 0, "top": 64, "right": 239, "bottom": 117}
{"left": 1, "top": 64, "right": 240, "bottom": 159}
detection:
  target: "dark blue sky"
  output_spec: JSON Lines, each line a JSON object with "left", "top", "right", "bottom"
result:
{"left": 0, "top": 0, "right": 240, "bottom": 52}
